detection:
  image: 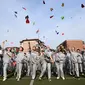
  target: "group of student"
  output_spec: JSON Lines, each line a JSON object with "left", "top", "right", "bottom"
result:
{"left": 0, "top": 45, "right": 85, "bottom": 82}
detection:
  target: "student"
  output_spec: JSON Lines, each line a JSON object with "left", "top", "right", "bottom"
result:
{"left": 3, "top": 48, "right": 12, "bottom": 81}
{"left": 15, "top": 47, "right": 26, "bottom": 81}
{"left": 45, "top": 47, "right": 54, "bottom": 81}
{"left": 77, "top": 49, "right": 83, "bottom": 75}
{"left": 29, "top": 46, "right": 38, "bottom": 80}
{"left": 24, "top": 51, "right": 31, "bottom": 77}
{"left": 66, "top": 49, "right": 72, "bottom": 75}
{"left": 39, "top": 48, "right": 47, "bottom": 80}
{"left": 71, "top": 47, "right": 80, "bottom": 78}
{"left": 39, "top": 47, "right": 54, "bottom": 81}
{"left": 55, "top": 47, "right": 66, "bottom": 80}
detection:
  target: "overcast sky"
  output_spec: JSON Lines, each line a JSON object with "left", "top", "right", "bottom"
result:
{"left": 0, "top": 0, "right": 85, "bottom": 48}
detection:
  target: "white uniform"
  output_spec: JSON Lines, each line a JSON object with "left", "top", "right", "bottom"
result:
{"left": 25, "top": 52, "right": 31, "bottom": 76}
{"left": 29, "top": 51, "right": 38, "bottom": 80}
{"left": 77, "top": 53, "right": 83, "bottom": 73}
{"left": 71, "top": 52, "right": 79, "bottom": 77}
{"left": 15, "top": 52, "right": 26, "bottom": 81}
{"left": 55, "top": 52, "right": 65, "bottom": 80}
{"left": 44, "top": 50, "right": 52, "bottom": 80}
{"left": 39, "top": 50, "right": 52, "bottom": 81}
{"left": 36, "top": 55, "right": 41, "bottom": 71}
{"left": 39, "top": 53, "right": 47, "bottom": 79}
{"left": 66, "top": 52, "right": 72, "bottom": 74}
{"left": 3, "top": 51, "right": 12, "bottom": 81}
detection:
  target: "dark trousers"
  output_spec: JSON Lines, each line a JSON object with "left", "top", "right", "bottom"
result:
{"left": 0, "top": 54, "right": 3, "bottom": 76}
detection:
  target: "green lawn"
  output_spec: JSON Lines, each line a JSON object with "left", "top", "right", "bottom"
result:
{"left": 0, "top": 77, "right": 85, "bottom": 85}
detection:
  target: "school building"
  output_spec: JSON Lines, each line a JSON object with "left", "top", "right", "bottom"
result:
{"left": 20, "top": 38, "right": 46, "bottom": 52}
{"left": 58, "top": 40, "right": 85, "bottom": 50}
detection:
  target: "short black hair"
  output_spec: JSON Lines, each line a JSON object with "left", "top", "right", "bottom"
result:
{"left": 77, "top": 49, "right": 80, "bottom": 52}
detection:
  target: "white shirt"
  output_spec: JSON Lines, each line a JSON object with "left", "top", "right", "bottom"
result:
{"left": 71, "top": 51, "right": 78, "bottom": 63}
{"left": 40, "top": 53, "right": 46, "bottom": 64}
{"left": 29, "top": 51, "right": 38, "bottom": 64}
{"left": 3, "top": 51, "right": 12, "bottom": 63}
{"left": 16, "top": 52, "right": 25, "bottom": 63}
{"left": 77, "top": 53, "right": 82, "bottom": 63}
{"left": 55, "top": 52, "right": 66, "bottom": 63}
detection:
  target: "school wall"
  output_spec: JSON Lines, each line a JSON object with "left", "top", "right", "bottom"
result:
{"left": 66, "top": 40, "right": 83, "bottom": 50}
{"left": 20, "top": 41, "right": 38, "bottom": 52}
{"left": 59, "top": 40, "right": 83, "bottom": 50}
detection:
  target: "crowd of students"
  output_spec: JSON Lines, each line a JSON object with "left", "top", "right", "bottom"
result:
{"left": 0, "top": 45, "right": 85, "bottom": 82}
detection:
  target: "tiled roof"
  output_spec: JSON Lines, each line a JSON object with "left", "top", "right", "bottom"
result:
{"left": 20, "top": 38, "right": 44, "bottom": 43}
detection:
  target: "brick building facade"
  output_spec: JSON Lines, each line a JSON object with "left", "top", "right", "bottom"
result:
{"left": 58, "top": 40, "right": 84, "bottom": 50}
{"left": 20, "top": 39, "right": 46, "bottom": 52}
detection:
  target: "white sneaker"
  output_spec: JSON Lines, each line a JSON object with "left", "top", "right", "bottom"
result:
{"left": 16, "top": 76, "right": 18, "bottom": 80}
{"left": 48, "top": 79, "right": 51, "bottom": 82}
{"left": 57, "top": 77, "right": 60, "bottom": 79}
{"left": 17, "top": 78, "right": 20, "bottom": 81}
{"left": 70, "top": 73, "right": 72, "bottom": 75}
{"left": 39, "top": 77, "right": 41, "bottom": 80}
{"left": 82, "top": 73, "right": 84, "bottom": 75}
{"left": 3, "top": 78, "right": 7, "bottom": 81}
{"left": 62, "top": 77, "right": 65, "bottom": 80}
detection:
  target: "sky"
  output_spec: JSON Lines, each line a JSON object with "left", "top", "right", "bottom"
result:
{"left": 0, "top": 0, "right": 85, "bottom": 49}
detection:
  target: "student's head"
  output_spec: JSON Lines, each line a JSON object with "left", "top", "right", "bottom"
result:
{"left": 11, "top": 48, "right": 14, "bottom": 52}
{"left": 19, "top": 47, "right": 24, "bottom": 51}
{"left": 60, "top": 45, "right": 64, "bottom": 49}
{"left": 41, "top": 48, "right": 45, "bottom": 52}
{"left": 76, "top": 49, "right": 80, "bottom": 53}
{"left": 8, "top": 48, "right": 11, "bottom": 52}
{"left": 32, "top": 46, "right": 36, "bottom": 51}
{"left": 57, "top": 46, "right": 62, "bottom": 52}
{"left": 24, "top": 53, "right": 26, "bottom": 55}
{"left": 57, "top": 46, "right": 66, "bottom": 54}
{"left": 12, "top": 52, "right": 15, "bottom": 57}
{"left": 71, "top": 47, "right": 75, "bottom": 52}
{"left": 46, "top": 46, "right": 51, "bottom": 52}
